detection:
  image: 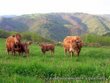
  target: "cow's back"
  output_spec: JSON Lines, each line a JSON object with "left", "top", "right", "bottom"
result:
{"left": 64, "top": 36, "right": 80, "bottom": 43}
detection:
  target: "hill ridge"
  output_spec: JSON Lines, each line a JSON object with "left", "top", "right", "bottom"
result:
{"left": 0, "top": 13, "right": 110, "bottom": 41}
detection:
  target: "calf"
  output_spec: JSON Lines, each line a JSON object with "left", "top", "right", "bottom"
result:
{"left": 19, "top": 43, "right": 29, "bottom": 55}
{"left": 39, "top": 43, "right": 55, "bottom": 55}
{"left": 14, "top": 42, "right": 31, "bottom": 56}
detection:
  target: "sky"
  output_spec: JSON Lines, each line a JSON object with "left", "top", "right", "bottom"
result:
{"left": 0, "top": 0, "right": 109, "bottom": 16}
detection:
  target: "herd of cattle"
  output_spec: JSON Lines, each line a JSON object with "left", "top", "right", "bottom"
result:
{"left": 5, "top": 33, "right": 83, "bottom": 57}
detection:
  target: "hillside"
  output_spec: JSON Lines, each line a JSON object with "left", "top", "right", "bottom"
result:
{"left": 0, "top": 13, "right": 110, "bottom": 41}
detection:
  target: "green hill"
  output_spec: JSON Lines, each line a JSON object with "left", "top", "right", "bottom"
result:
{"left": 0, "top": 13, "right": 110, "bottom": 41}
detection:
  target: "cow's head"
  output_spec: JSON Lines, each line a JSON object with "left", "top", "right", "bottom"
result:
{"left": 12, "top": 35, "right": 19, "bottom": 45}
{"left": 75, "top": 40, "right": 83, "bottom": 48}
{"left": 69, "top": 40, "right": 83, "bottom": 56}
{"left": 13, "top": 34, "right": 21, "bottom": 45}
{"left": 15, "top": 33, "right": 21, "bottom": 42}
{"left": 74, "top": 40, "right": 83, "bottom": 56}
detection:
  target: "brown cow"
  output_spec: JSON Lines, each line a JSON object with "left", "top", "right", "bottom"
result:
{"left": 6, "top": 33, "right": 21, "bottom": 55}
{"left": 39, "top": 43, "right": 55, "bottom": 55}
{"left": 63, "top": 36, "right": 83, "bottom": 57}
{"left": 15, "top": 42, "right": 29, "bottom": 55}
{"left": 13, "top": 41, "right": 32, "bottom": 56}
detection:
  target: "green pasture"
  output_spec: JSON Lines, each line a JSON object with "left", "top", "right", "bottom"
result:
{"left": 0, "top": 38, "right": 110, "bottom": 83}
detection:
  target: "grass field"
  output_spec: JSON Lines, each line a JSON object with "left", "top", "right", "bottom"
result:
{"left": 0, "top": 38, "right": 110, "bottom": 82}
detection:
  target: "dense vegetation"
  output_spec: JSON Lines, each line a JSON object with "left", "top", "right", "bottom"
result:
{"left": 1, "top": 29, "right": 110, "bottom": 46}
{"left": 0, "top": 38, "right": 110, "bottom": 82}
{"left": 1, "top": 13, "right": 110, "bottom": 41}
{"left": 82, "top": 34, "right": 110, "bottom": 46}
{"left": 0, "top": 29, "right": 51, "bottom": 43}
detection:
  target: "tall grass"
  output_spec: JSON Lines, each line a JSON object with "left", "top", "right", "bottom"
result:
{"left": 0, "top": 38, "right": 110, "bottom": 82}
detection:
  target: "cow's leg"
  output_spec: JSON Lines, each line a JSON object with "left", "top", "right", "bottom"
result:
{"left": 18, "top": 51, "right": 21, "bottom": 56}
{"left": 7, "top": 48, "right": 11, "bottom": 55}
{"left": 43, "top": 51, "right": 46, "bottom": 55}
{"left": 77, "top": 48, "right": 81, "bottom": 56}
{"left": 51, "top": 51, "right": 53, "bottom": 56}
{"left": 76, "top": 49, "right": 80, "bottom": 56}
{"left": 12, "top": 50, "right": 14, "bottom": 55}
{"left": 27, "top": 49, "right": 29, "bottom": 54}
{"left": 42, "top": 49, "right": 45, "bottom": 55}
{"left": 13, "top": 51, "right": 16, "bottom": 56}
{"left": 7, "top": 49, "right": 10, "bottom": 55}
{"left": 70, "top": 51, "right": 73, "bottom": 57}
{"left": 77, "top": 51, "right": 80, "bottom": 56}
{"left": 21, "top": 52, "right": 24, "bottom": 56}
{"left": 25, "top": 49, "right": 29, "bottom": 57}
{"left": 64, "top": 48, "right": 67, "bottom": 56}
{"left": 52, "top": 49, "right": 54, "bottom": 55}
{"left": 51, "top": 49, "right": 54, "bottom": 56}
{"left": 12, "top": 49, "right": 16, "bottom": 56}
{"left": 26, "top": 49, "right": 29, "bottom": 57}
{"left": 7, "top": 51, "right": 9, "bottom": 55}
{"left": 74, "top": 50, "right": 78, "bottom": 56}
{"left": 50, "top": 51, "right": 52, "bottom": 55}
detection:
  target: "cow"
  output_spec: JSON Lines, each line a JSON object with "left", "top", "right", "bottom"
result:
{"left": 6, "top": 33, "right": 21, "bottom": 55}
{"left": 13, "top": 41, "right": 32, "bottom": 56}
{"left": 63, "top": 36, "right": 83, "bottom": 57}
{"left": 39, "top": 43, "right": 55, "bottom": 55}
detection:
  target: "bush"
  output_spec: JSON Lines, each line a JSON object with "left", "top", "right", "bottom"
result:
{"left": 21, "top": 32, "right": 52, "bottom": 43}
{"left": 0, "top": 30, "right": 11, "bottom": 38}
{"left": 0, "top": 29, "right": 52, "bottom": 43}
{"left": 82, "top": 34, "right": 110, "bottom": 46}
